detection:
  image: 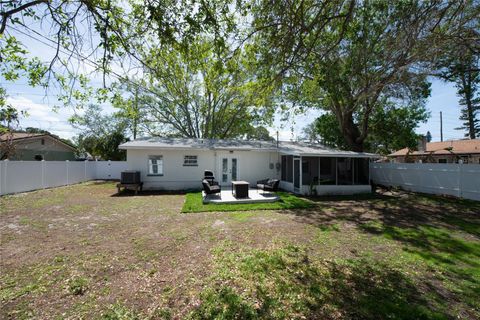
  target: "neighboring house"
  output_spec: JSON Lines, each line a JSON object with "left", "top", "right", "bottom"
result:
{"left": 389, "top": 139, "right": 480, "bottom": 164}
{"left": 0, "top": 133, "right": 76, "bottom": 161}
{"left": 119, "top": 137, "right": 377, "bottom": 195}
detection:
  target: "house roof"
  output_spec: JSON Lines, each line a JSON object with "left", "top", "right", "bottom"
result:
{"left": 0, "top": 132, "right": 45, "bottom": 141}
{"left": 0, "top": 132, "right": 77, "bottom": 151}
{"left": 390, "top": 139, "right": 480, "bottom": 157}
{"left": 118, "top": 137, "right": 378, "bottom": 158}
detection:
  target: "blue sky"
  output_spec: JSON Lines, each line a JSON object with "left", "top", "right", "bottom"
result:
{"left": 2, "top": 26, "right": 466, "bottom": 142}
{"left": 2, "top": 77, "right": 465, "bottom": 142}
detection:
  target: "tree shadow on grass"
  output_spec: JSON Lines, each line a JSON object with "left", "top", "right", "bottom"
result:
{"left": 189, "top": 246, "right": 448, "bottom": 319}
{"left": 278, "top": 192, "right": 480, "bottom": 317}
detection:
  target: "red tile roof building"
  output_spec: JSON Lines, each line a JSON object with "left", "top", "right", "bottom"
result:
{"left": 389, "top": 139, "right": 480, "bottom": 164}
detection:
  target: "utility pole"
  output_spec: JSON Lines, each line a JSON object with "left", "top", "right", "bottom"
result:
{"left": 440, "top": 111, "right": 443, "bottom": 142}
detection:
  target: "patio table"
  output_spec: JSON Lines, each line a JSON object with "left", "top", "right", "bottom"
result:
{"left": 231, "top": 181, "right": 249, "bottom": 198}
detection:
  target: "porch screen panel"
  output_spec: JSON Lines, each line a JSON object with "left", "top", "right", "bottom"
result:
{"left": 337, "top": 158, "right": 353, "bottom": 185}
{"left": 282, "top": 155, "right": 293, "bottom": 182}
{"left": 302, "top": 157, "right": 319, "bottom": 185}
{"left": 281, "top": 156, "right": 287, "bottom": 180}
{"left": 319, "top": 157, "right": 336, "bottom": 185}
{"left": 354, "top": 158, "right": 369, "bottom": 185}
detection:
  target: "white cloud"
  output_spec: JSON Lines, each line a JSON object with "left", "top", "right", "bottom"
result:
{"left": 6, "top": 96, "right": 79, "bottom": 140}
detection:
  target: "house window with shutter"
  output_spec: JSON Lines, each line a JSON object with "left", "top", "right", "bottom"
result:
{"left": 148, "top": 156, "right": 163, "bottom": 175}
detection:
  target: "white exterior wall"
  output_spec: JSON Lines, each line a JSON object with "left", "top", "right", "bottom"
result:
{"left": 280, "top": 181, "right": 370, "bottom": 195}
{"left": 125, "top": 149, "right": 279, "bottom": 190}
{"left": 370, "top": 163, "right": 480, "bottom": 201}
{"left": 308, "top": 185, "right": 371, "bottom": 196}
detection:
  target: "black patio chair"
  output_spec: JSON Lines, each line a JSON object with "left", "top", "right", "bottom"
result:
{"left": 202, "top": 179, "right": 221, "bottom": 195}
{"left": 203, "top": 170, "right": 218, "bottom": 185}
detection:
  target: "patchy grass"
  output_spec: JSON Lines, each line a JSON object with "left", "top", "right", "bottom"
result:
{"left": 181, "top": 191, "right": 314, "bottom": 213}
{"left": 1, "top": 182, "right": 479, "bottom": 319}
{"left": 189, "top": 244, "right": 447, "bottom": 319}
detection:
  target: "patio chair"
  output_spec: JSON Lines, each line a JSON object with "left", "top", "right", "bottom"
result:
{"left": 256, "top": 179, "right": 280, "bottom": 193}
{"left": 202, "top": 179, "right": 221, "bottom": 195}
{"left": 203, "top": 170, "right": 219, "bottom": 185}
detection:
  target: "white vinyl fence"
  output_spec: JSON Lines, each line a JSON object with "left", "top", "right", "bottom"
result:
{"left": 370, "top": 163, "right": 480, "bottom": 201}
{"left": 0, "top": 160, "right": 128, "bottom": 196}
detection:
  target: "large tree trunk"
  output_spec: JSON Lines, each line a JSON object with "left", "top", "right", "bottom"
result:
{"left": 340, "top": 113, "right": 365, "bottom": 152}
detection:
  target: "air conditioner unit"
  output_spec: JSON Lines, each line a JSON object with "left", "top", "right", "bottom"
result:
{"left": 121, "top": 171, "right": 141, "bottom": 184}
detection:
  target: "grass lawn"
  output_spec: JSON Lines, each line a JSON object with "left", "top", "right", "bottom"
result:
{"left": 1, "top": 181, "right": 479, "bottom": 319}
{"left": 181, "top": 191, "right": 313, "bottom": 213}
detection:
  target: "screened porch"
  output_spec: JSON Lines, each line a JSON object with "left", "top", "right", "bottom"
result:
{"left": 280, "top": 155, "right": 371, "bottom": 195}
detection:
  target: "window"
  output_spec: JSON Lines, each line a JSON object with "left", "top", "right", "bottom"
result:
{"left": 320, "top": 157, "right": 336, "bottom": 185}
{"left": 183, "top": 155, "right": 198, "bottom": 166}
{"left": 148, "top": 156, "right": 163, "bottom": 175}
{"left": 438, "top": 158, "right": 447, "bottom": 164}
{"left": 34, "top": 154, "right": 43, "bottom": 161}
{"left": 41, "top": 138, "right": 45, "bottom": 145}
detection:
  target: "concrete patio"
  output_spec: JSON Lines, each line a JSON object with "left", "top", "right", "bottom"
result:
{"left": 202, "top": 189, "right": 280, "bottom": 204}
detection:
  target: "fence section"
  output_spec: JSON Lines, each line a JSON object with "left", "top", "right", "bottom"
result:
{"left": 370, "top": 163, "right": 480, "bottom": 201}
{"left": 0, "top": 160, "right": 128, "bottom": 196}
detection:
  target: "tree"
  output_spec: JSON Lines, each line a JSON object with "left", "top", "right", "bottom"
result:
{"left": 253, "top": 1, "right": 475, "bottom": 151}
{"left": 437, "top": 46, "right": 480, "bottom": 139}
{"left": 306, "top": 101, "right": 429, "bottom": 155}
{"left": 132, "top": 37, "right": 276, "bottom": 139}
{"left": 71, "top": 105, "right": 128, "bottom": 160}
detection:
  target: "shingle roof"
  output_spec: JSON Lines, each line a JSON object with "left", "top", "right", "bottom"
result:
{"left": 0, "top": 132, "right": 76, "bottom": 151}
{"left": 118, "top": 137, "right": 378, "bottom": 157}
{"left": 0, "top": 132, "right": 45, "bottom": 141}
{"left": 390, "top": 139, "right": 480, "bottom": 156}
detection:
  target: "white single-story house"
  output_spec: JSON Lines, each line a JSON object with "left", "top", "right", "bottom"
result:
{"left": 118, "top": 137, "right": 378, "bottom": 195}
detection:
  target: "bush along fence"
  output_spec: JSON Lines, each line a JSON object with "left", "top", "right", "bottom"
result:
{"left": 370, "top": 163, "right": 480, "bottom": 201}
{"left": 0, "top": 160, "right": 128, "bottom": 196}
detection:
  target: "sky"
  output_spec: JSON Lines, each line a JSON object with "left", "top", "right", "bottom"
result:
{"left": 3, "top": 78, "right": 465, "bottom": 143}
{"left": 2, "top": 21, "right": 467, "bottom": 143}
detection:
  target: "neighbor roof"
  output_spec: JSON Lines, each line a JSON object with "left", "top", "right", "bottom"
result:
{"left": 0, "top": 132, "right": 45, "bottom": 141}
{"left": 118, "top": 137, "right": 378, "bottom": 158}
{"left": 390, "top": 139, "right": 480, "bottom": 157}
{"left": 0, "top": 132, "right": 77, "bottom": 151}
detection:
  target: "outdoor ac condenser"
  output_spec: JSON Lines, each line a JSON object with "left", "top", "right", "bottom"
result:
{"left": 121, "top": 171, "right": 141, "bottom": 184}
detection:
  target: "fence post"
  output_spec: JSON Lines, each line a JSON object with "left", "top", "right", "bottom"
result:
{"left": 1, "top": 160, "right": 6, "bottom": 195}
{"left": 66, "top": 160, "right": 69, "bottom": 185}
{"left": 108, "top": 160, "right": 112, "bottom": 180}
{"left": 459, "top": 164, "right": 463, "bottom": 199}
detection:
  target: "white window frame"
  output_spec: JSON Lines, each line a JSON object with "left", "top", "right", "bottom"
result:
{"left": 148, "top": 155, "right": 163, "bottom": 175}
{"left": 183, "top": 155, "right": 198, "bottom": 167}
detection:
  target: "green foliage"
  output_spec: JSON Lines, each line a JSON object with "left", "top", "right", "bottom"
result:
{"left": 68, "top": 276, "right": 89, "bottom": 295}
{"left": 72, "top": 105, "right": 128, "bottom": 160}
{"left": 101, "top": 303, "right": 139, "bottom": 320}
{"left": 181, "top": 192, "right": 313, "bottom": 213}
{"left": 308, "top": 101, "right": 429, "bottom": 155}
{"left": 133, "top": 36, "right": 276, "bottom": 139}
{"left": 254, "top": 0, "right": 468, "bottom": 151}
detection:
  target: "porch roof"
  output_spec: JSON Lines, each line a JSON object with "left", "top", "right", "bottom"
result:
{"left": 278, "top": 141, "right": 378, "bottom": 158}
